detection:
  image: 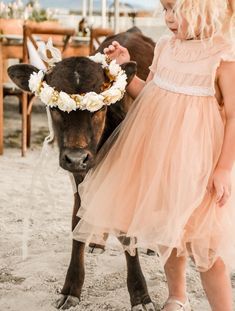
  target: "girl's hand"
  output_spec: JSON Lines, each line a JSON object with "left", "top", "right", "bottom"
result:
{"left": 103, "top": 41, "right": 130, "bottom": 65}
{"left": 207, "top": 168, "right": 232, "bottom": 207}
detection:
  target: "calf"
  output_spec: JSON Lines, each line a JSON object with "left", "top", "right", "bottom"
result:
{"left": 8, "top": 27, "right": 156, "bottom": 310}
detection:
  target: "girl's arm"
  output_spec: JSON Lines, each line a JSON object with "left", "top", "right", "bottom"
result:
{"left": 216, "top": 62, "right": 235, "bottom": 171}
{"left": 207, "top": 61, "right": 235, "bottom": 207}
{"left": 126, "top": 71, "right": 154, "bottom": 99}
{"left": 103, "top": 41, "right": 154, "bottom": 99}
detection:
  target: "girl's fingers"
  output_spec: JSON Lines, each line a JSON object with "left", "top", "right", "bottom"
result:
{"left": 218, "top": 188, "right": 230, "bottom": 207}
{"left": 206, "top": 179, "right": 213, "bottom": 193}
{"left": 207, "top": 173, "right": 232, "bottom": 207}
{"left": 103, "top": 41, "right": 127, "bottom": 56}
{"left": 106, "top": 41, "right": 120, "bottom": 51}
{"left": 109, "top": 41, "right": 126, "bottom": 53}
{"left": 215, "top": 184, "right": 224, "bottom": 202}
{"left": 103, "top": 41, "right": 129, "bottom": 64}
{"left": 114, "top": 43, "right": 128, "bottom": 53}
{"left": 108, "top": 45, "right": 115, "bottom": 51}
{"left": 112, "top": 41, "right": 120, "bottom": 47}
{"left": 103, "top": 45, "right": 119, "bottom": 56}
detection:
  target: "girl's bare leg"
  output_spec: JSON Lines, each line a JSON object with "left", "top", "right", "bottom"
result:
{"left": 164, "top": 248, "right": 188, "bottom": 308}
{"left": 200, "top": 258, "right": 233, "bottom": 311}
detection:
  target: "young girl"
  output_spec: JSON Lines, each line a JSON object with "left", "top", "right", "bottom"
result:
{"left": 73, "top": 0, "right": 235, "bottom": 310}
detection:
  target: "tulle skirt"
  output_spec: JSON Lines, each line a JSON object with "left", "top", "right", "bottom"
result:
{"left": 73, "top": 80, "right": 235, "bottom": 272}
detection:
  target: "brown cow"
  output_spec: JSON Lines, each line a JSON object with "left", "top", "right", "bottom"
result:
{"left": 8, "top": 27, "right": 156, "bottom": 310}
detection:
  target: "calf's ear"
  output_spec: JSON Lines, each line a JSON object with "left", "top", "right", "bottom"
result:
{"left": 7, "top": 64, "right": 40, "bottom": 92}
{"left": 120, "top": 61, "right": 137, "bottom": 85}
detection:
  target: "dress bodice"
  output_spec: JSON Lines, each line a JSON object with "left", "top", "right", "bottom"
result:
{"left": 149, "top": 34, "right": 235, "bottom": 97}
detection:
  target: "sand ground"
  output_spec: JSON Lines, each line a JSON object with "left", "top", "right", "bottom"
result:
{"left": 1, "top": 66, "right": 235, "bottom": 311}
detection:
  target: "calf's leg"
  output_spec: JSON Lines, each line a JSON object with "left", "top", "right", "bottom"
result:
{"left": 56, "top": 192, "right": 85, "bottom": 310}
{"left": 125, "top": 250, "right": 156, "bottom": 310}
{"left": 56, "top": 191, "right": 155, "bottom": 310}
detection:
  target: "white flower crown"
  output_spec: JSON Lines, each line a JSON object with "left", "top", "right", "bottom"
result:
{"left": 28, "top": 40, "right": 128, "bottom": 113}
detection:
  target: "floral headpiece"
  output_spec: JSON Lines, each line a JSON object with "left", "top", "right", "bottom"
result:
{"left": 28, "top": 38, "right": 128, "bottom": 113}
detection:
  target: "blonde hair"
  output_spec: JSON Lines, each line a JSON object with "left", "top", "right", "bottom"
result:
{"left": 174, "top": 0, "right": 235, "bottom": 39}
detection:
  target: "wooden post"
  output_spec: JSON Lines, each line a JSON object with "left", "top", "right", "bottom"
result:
{"left": 21, "top": 92, "right": 27, "bottom": 157}
{"left": 0, "top": 42, "right": 3, "bottom": 155}
{"left": 21, "top": 23, "right": 29, "bottom": 156}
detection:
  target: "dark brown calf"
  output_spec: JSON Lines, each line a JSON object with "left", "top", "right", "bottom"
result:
{"left": 8, "top": 27, "right": 156, "bottom": 310}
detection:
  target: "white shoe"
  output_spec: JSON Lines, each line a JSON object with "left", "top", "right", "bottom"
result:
{"left": 161, "top": 297, "right": 191, "bottom": 311}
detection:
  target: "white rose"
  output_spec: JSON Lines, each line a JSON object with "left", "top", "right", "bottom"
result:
{"left": 38, "top": 37, "right": 62, "bottom": 67}
{"left": 28, "top": 70, "right": 44, "bottom": 93}
{"left": 80, "top": 92, "right": 104, "bottom": 112}
{"left": 102, "top": 88, "right": 122, "bottom": 105}
{"left": 57, "top": 92, "right": 77, "bottom": 113}
{"left": 39, "top": 83, "right": 56, "bottom": 107}
{"left": 113, "top": 72, "right": 128, "bottom": 90}
{"left": 89, "top": 53, "right": 107, "bottom": 67}
{"left": 109, "top": 60, "right": 121, "bottom": 76}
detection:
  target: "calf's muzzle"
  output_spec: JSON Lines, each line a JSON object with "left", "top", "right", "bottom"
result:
{"left": 60, "top": 148, "right": 94, "bottom": 173}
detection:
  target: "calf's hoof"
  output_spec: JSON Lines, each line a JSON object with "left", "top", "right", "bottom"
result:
{"left": 56, "top": 294, "right": 80, "bottom": 310}
{"left": 132, "top": 302, "right": 156, "bottom": 311}
{"left": 131, "top": 302, "right": 156, "bottom": 311}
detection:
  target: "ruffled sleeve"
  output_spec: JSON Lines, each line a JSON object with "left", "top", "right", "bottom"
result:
{"left": 212, "top": 42, "right": 235, "bottom": 92}
{"left": 216, "top": 43, "right": 235, "bottom": 65}
{"left": 148, "top": 35, "right": 169, "bottom": 74}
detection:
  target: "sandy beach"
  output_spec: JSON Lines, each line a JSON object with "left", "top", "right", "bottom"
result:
{"left": 1, "top": 15, "right": 235, "bottom": 307}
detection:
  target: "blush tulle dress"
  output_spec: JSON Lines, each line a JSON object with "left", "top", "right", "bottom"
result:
{"left": 73, "top": 34, "right": 235, "bottom": 272}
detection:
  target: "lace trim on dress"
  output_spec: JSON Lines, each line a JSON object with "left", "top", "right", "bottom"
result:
{"left": 153, "top": 75, "right": 214, "bottom": 97}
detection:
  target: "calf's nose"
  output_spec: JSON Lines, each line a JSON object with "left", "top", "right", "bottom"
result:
{"left": 65, "top": 153, "right": 88, "bottom": 168}
{"left": 60, "top": 149, "right": 91, "bottom": 172}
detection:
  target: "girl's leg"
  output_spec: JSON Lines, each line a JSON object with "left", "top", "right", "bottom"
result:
{"left": 164, "top": 248, "right": 187, "bottom": 302}
{"left": 200, "top": 258, "right": 233, "bottom": 311}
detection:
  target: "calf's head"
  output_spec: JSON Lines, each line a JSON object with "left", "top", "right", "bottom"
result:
{"left": 8, "top": 56, "right": 136, "bottom": 178}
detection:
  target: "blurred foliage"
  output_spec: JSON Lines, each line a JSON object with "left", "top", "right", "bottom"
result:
{"left": 0, "top": 0, "right": 56, "bottom": 22}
